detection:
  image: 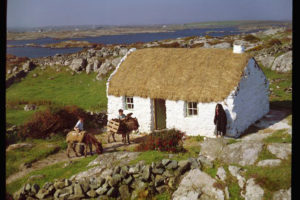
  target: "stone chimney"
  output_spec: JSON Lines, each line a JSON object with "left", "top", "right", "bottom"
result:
{"left": 233, "top": 44, "right": 245, "bottom": 54}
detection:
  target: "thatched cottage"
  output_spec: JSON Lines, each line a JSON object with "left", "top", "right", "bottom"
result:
{"left": 106, "top": 46, "right": 269, "bottom": 138}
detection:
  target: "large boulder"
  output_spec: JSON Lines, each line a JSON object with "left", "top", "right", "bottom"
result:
{"left": 24, "top": 104, "right": 37, "bottom": 111}
{"left": 111, "top": 57, "right": 122, "bottom": 68}
{"left": 199, "top": 138, "right": 227, "bottom": 161}
{"left": 272, "top": 188, "right": 291, "bottom": 200}
{"left": 257, "top": 159, "right": 282, "bottom": 167}
{"left": 86, "top": 63, "right": 92, "bottom": 74}
{"left": 255, "top": 55, "right": 275, "bottom": 68}
{"left": 244, "top": 178, "right": 264, "bottom": 200}
{"left": 22, "top": 61, "right": 35, "bottom": 72}
{"left": 219, "top": 141, "right": 263, "bottom": 166}
{"left": 212, "top": 42, "right": 231, "bottom": 49}
{"left": 69, "top": 58, "right": 87, "bottom": 72}
{"left": 172, "top": 169, "right": 224, "bottom": 200}
{"left": 119, "top": 48, "right": 128, "bottom": 56}
{"left": 271, "top": 51, "right": 292, "bottom": 72}
{"left": 267, "top": 143, "right": 291, "bottom": 159}
{"left": 93, "top": 60, "right": 101, "bottom": 72}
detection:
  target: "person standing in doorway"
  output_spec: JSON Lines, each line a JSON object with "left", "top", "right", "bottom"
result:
{"left": 214, "top": 104, "right": 227, "bottom": 138}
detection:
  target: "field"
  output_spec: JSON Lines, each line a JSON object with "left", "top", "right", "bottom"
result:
{"left": 6, "top": 66, "right": 108, "bottom": 126}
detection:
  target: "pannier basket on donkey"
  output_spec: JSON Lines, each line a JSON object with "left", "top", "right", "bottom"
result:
{"left": 107, "top": 113, "right": 139, "bottom": 144}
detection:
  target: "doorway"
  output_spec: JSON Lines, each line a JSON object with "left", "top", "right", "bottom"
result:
{"left": 154, "top": 99, "right": 166, "bottom": 130}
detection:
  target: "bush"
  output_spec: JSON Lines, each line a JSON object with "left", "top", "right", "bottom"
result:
{"left": 267, "top": 39, "right": 282, "bottom": 47}
{"left": 135, "top": 129, "right": 185, "bottom": 153}
{"left": 19, "top": 105, "right": 88, "bottom": 139}
{"left": 246, "top": 45, "right": 264, "bottom": 52}
{"left": 243, "top": 34, "right": 260, "bottom": 42}
{"left": 158, "top": 42, "right": 181, "bottom": 48}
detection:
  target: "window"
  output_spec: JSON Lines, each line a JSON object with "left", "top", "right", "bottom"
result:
{"left": 186, "top": 102, "right": 198, "bottom": 116}
{"left": 125, "top": 96, "right": 134, "bottom": 110}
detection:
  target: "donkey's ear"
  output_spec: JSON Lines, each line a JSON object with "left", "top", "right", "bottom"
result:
{"left": 127, "top": 113, "right": 133, "bottom": 118}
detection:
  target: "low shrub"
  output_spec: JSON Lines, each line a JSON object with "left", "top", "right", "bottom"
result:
{"left": 190, "top": 43, "right": 204, "bottom": 48}
{"left": 158, "top": 42, "right": 181, "bottom": 48}
{"left": 246, "top": 45, "right": 264, "bottom": 52}
{"left": 267, "top": 39, "right": 282, "bottom": 47}
{"left": 205, "top": 35, "right": 213, "bottom": 39}
{"left": 19, "top": 105, "right": 88, "bottom": 139}
{"left": 135, "top": 129, "right": 186, "bottom": 153}
{"left": 243, "top": 34, "right": 260, "bottom": 43}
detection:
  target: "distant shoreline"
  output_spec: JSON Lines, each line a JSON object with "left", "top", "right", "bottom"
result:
{"left": 7, "top": 20, "right": 291, "bottom": 41}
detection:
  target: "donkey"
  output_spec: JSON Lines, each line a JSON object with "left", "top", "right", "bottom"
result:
{"left": 66, "top": 132, "right": 103, "bottom": 158}
{"left": 108, "top": 113, "right": 139, "bottom": 144}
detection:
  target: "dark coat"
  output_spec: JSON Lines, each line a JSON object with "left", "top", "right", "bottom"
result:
{"left": 214, "top": 105, "right": 227, "bottom": 135}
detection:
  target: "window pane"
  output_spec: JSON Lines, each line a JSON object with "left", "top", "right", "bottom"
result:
{"left": 194, "top": 109, "right": 198, "bottom": 115}
{"left": 192, "top": 102, "right": 197, "bottom": 109}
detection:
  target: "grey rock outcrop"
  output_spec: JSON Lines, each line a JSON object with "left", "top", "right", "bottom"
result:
{"left": 244, "top": 178, "right": 264, "bottom": 200}
{"left": 267, "top": 143, "right": 291, "bottom": 159}
{"left": 172, "top": 169, "right": 224, "bottom": 200}
{"left": 69, "top": 58, "right": 87, "bottom": 72}
{"left": 272, "top": 188, "right": 291, "bottom": 200}
{"left": 271, "top": 51, "right": 292, "bottom": 72}
{"left": 257, "top": 159, "right": 282, "bottom": 167}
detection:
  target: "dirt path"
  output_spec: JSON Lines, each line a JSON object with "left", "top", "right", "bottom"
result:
{"left": 6, "top": 132, "right": 146, "bottom": 185}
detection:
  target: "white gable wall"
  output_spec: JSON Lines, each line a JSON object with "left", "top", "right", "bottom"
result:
{"left": 225, "top": 58, "right": 269, "bottom": 137}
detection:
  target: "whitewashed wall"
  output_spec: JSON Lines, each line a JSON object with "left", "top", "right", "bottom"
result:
{"left": 224, "top": 58, "right": 269, "bottom": 137}
{"left": 166, "top": 100, "right": 218, "bottom": 137}
{"left": 107, "top": 95, "right": 154, "bottom": 133}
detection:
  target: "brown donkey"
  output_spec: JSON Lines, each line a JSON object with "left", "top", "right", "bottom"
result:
{"left": 67, "top": 132, "right": 103, "bottom": 158}
{"left": 108, "top": 113, "right": 139, "bottom": 144}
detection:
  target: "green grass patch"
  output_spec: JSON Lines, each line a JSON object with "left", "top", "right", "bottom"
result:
{"left": 260, "top": 66, "right": 292, "bottom": 109}
{"left": 257, "top": 145, "right": 278, "bottom": 161}
{"left": 263, "top": 129, "right": 292, "bottom": 144}
{"left": 154, "top": 192, "right": 172, "bottom": 200}
{"left": 6, "top": 66, "right": 108, "bottom": 112}
{"left": 188, "top": 135, "right": 205, "bottom": 142}
{"left": 6, "top": 135, "right": 67, "bottom": 178}
{"left": 6, "top": 105, "right": 48, "bottom": 126}
{"left": 6, "top": 155, "right": 97, "bottom": 195}
{"left": 285, "top": 115, "right": 292, "bottom": 126}
{"left": 129, "top": 151, "right": 169, "bottom": 165}
{"left": 226, "top": 138, "right": 239, "bottom": 145}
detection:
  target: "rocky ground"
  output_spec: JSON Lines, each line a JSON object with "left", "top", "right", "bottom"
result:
{"left": 6, "top": 27, "right": 292, "bottom": 89}
{"left": 11, "top": 108, "right": 291, "bottom": 200}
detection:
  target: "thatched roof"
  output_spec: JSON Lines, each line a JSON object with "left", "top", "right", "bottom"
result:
{"left": 108, "top": 48, "right": 252, "bottom": 102}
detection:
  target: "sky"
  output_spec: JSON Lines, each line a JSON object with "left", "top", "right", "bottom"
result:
{"left": 7, "top": 0, "right": 292, "bottom": 28}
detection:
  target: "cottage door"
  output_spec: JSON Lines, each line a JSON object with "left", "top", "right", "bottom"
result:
{"left": 154, "top": 99, "right": 166, "bottom": 130}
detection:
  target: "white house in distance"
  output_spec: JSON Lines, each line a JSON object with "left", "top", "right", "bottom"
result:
{"left": 106, "top": 46, "right": 269, "bottom": 138}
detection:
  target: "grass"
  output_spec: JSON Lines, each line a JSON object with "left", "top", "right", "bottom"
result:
{"left": 129, "top": 151, "right": 169, "bottom": 165}
{"left": 261, "top": 66, "right": 292, "bottom": 109}
{"left": 263, "top": 129, "right": 292, "bottom": 144}
{"left": 6, "top": 134, "right": 67, "bottom": 178}
{"left": 6, "top": 155, "right": 98, "bottom": 195}
{"left": 257, "top": 145, "right": 278, "bottom": 162}
{"left": 285, "top": 115, "right": 292, "bottom": 126}
{"left": 153, "top": 192, "right": 172, "bottom": 200}
{"left": 6, "top": 105, "right": 48, "bottom": 126}
{"left": 6, "top": 66, "right": 108, "bottom": 112}
{"left": 129, "top": 137, "right": 201, "bottom": 165}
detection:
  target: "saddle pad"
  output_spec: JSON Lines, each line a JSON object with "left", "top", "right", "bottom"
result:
{"left": 66, "top": 131, "right": 86, "bottom": 143}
